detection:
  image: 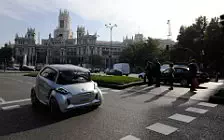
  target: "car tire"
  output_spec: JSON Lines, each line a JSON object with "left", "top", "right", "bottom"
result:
{"left": 180, "top": 79, "right": 189, "bottom": 87}
{"left": 49, "top": 97, "right": 61, "bottom": 115}
{"left": 139, "top": 75, "right": 143, "bottom": 79}
{"left": 31, "top": 89, "right": 41, "bottom": 108}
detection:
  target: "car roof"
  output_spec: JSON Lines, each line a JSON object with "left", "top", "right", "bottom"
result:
{"left": 48, "top": 64, "right": 90, "bottom": 72}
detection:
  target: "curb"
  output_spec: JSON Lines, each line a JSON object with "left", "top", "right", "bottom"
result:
{"left": 97, "top": 81, "right": 145, "bottom": 89}
{"left": 209, "top": 88, "right": 224, "bottom": 104}
{"left": 209, "top": 95, "right": 224, "bottom": 105}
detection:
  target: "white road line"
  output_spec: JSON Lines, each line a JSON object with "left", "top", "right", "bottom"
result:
{"left": 140, "top": 84, "right": 146, "bottom": 88}
{"left": 0, "top": 97, "right": 6, "bottom": 103}
{"left": 168, "top": 113, "right": 196, "bottom": 123}
{"left": 185, "top": 107, "right": 208, "bottom": 114}
{"left": 101, "top": 92, "right": 108, "bottom": 95}
{"left": 100, "top": 88, "right": 110, "bottom": 91}
{"left": 198, "top": 102, "right": 217, "bottom": 107}
{"left": 120, "top": 135, "right": 140, "bottom": 140}
{"left": 2, "top": 105, "right": 20, "bottom": 110}
{"left": 0, "top": 98, "right": 31, "bottom": 105}
{"left": 111, "top": 90, "right": 121, "bottom": 92}
{"left": 146, "top": 123, "right": 178, "bottom": 135}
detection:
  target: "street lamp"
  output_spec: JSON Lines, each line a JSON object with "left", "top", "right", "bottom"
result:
{"left": 105, "top": 23, "right": 117, "bottom": 69}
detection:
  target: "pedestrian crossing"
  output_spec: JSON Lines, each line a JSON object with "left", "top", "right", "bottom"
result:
{"left": 119, "top": 101, "right": 218, "bottom": 139}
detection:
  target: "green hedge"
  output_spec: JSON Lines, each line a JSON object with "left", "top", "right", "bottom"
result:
{"left": 91, "top": 75, "right": 141, "bottom": 85}
{"left": 24, "top": 72, "right": 142, "bottom": 85}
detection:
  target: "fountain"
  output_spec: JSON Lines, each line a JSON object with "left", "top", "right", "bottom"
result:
{"left": 23, "top": 54, "right": 27, "bottom": 66}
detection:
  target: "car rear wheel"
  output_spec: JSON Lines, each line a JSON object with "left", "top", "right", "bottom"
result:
{"left": 180, "top": 79, "right": 188, "bottom": 87}
{"left": 49, "top": 97, "right": 61, "bottom": 115}
{"left": 31, "top": 89, "right": 41, "bottom": 108}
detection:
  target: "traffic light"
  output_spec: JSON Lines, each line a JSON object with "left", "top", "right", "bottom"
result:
{"left": 220, "top": 14, "right": 224, "bottom": 26}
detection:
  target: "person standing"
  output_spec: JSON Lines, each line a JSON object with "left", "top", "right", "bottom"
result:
{"left": 188, "top": 59, "right": 198, "bottom": 91}
{"left": 145, "top": 61, "right": 153, "bottom": 86}
{"left": 168, "top": 63, "right": 175, "bottom": 90}
{"left": 154, "top": 58, "right": 161, "bottom": 87}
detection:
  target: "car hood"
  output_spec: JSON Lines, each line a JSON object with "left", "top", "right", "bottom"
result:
{"left": 61, "top": 81, "right": 95, "bottom": 95}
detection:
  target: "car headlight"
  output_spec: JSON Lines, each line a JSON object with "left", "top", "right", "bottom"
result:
{"left": 55, "top": 87, "right": 70, "bottom": 95}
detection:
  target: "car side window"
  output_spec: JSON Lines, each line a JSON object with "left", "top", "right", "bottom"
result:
{"left": 175, "top": 68, "right": 184, "bottom": 73}
{"left": 40, "top": 68, "right": 57, "bottom": 81}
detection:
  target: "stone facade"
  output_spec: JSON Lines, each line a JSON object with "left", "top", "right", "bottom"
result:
{"left": 14, "top": 9, "right": 125, "bottom": 68}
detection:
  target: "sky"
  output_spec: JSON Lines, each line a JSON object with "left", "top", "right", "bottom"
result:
{"left": 0, "top": 0, "right": 224, "bottom": 47}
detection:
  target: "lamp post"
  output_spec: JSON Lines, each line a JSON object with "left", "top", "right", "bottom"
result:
{"left": 105, "top": 23, "right": 117, "bottom": 69}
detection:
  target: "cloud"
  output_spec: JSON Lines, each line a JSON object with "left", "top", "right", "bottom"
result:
{"left": 0, "top": 0, "right": 224, "bottom": 41}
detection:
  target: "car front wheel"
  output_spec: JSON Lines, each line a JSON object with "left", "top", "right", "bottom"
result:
{"left": 49, "top": 97, "right": 61, "bottom": 115}
{"left": 180, "top": 79, "right": 189, "bottom": 87}
{"left": 31, "top": 89, "right": 41, "bottom": 108}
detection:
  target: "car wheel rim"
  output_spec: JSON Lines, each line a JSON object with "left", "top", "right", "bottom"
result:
{"left": 181, "top": 80, "right": 187, "bottom": 86}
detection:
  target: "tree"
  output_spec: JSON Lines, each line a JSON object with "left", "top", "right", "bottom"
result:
{"left": 91, "top": 55, "right": 103, "bottom": 68}
{"left": 0, "top": 46, "right": 13, "bottom": 66}
{"left": 119, "top": 37, "right": 160, "bottom": 70}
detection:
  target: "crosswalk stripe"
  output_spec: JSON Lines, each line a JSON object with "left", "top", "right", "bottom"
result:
{"left": 120, "top": 135, "right": 140, "bottom": 140}
{"left": 0, "top": 98, "right": 31, "bottom": 105}
{"left": 185, "top": 107, "right": 208, "bottom": 114}
{"left": 146, "top": 122, "right": 178, "bottom": 135}
{"left": 168, "top": 113, "right": 196, "bottom": 123}
{"left": 198, "top": 102, "right": 217, "bottom": 107}
{"left": 2, "top": 105, "right": 20, "bottom": 110}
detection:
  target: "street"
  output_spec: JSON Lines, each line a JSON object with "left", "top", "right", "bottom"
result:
{"left": 0, "top": 73, "right": 224, "bottom": 140}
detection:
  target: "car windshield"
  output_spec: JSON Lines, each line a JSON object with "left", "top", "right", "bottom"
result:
{"left": 57, "top": 70, "right": 91, "bottom": 85}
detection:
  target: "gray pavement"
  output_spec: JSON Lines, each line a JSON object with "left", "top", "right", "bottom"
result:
{"left": 0, "top": 73, "right": 224, "bottom": 140}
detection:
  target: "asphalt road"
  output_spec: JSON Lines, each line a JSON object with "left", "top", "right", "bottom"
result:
{"left": 0, "top": 73, "right": 224, "bottom": 140}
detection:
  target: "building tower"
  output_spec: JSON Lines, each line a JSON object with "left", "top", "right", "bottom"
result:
{"left": 76, "top": 26, "right": 85, "bottom": 44}
{"left": 54, "top": 9, "right": 73, "bottom": 40}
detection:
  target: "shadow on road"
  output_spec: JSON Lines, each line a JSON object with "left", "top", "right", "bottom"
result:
{"left": 172, "top": 90, "right": 196, "bottom": 106}
{"left": 0, "top": 104, "right": 97, "bottom": 136}
{"left": 121, "top": 86, "right": 156, "bottom": 98}
{"left": 144, "top": 89, "right": 171, "bottom": 103}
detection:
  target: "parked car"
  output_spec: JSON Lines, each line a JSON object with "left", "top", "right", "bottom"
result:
{"left": 6, "top": 66, "right": 19, "bottom": 71}
{"left": 30, "top": 64, "right": 103, "bottom": 114}
{"left": 106, "top": 69, "right": 122, "bottom": 76}
{"left": 161, "top": 67, "right": 210, "bottom": 87}
{"left": 20, "top": 65, "right": 35, "bottom": 71}
{"left": 113, "top": 63, "right": 130, "bottom": 76}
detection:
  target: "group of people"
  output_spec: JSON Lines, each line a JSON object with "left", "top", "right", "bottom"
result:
{"left": 145, "top": 59, "right": 199, "bottom": 92}
{"left": 144, "top": 59, "right": 161, "bottom": 87}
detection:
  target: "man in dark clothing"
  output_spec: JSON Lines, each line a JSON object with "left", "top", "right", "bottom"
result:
{"left": 188, "top": 59, "right": 198, "bottom": 91}
{"left": 154, "top": 58, "right": 161, "bottom": 87}
{"left": 168, "top": 63, "right": 175, "bottom": 90}
{"left": 145, "top": 61, "right": 153, "bottom": 86}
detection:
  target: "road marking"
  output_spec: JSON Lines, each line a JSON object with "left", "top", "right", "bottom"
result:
{"left": 111, "top": 90, "right": 121, "bottom": 92}
{"left": 100, "top": 88, "right": 110, "bottom": 91}
{"left": 0, "top": 98, "right": 31, "bottom": 105}
{"left": 146, "top": 123, "right": 178, "bottom": 135}
{"left": 0, "top": 97, "right": 6, "bottom": 103}
{"left": 185, "top": 107, "right": 208, "bottom": 114}
{"left": 101, "top": 92, "right": 108, "bottom": 95}
{"left": 120, "top": 135, "right": 140, "bottom": 140}
{"left": 168, "top": 113, "right": 196, "bottom": 123}
{"left": 198, "top": 102, "right": 217, "bottom": 107}
{"left": 2, "top": 105, "right": 20, "bottom": 110}
{"left": 140, "top": 84, "right": 146, "bottom": 87}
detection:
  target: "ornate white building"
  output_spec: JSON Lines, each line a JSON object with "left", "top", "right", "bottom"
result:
{"left": 14, "top": 9, "right": 125, "bottom": 68}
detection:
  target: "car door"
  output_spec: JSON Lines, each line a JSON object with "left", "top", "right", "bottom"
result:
{"left": 38, "top": 67, "right": 58, "bottom": 103}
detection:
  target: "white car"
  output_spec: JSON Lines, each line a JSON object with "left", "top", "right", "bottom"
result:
{"left": 31, "top": 64, "right": 103, "bottom": 114}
